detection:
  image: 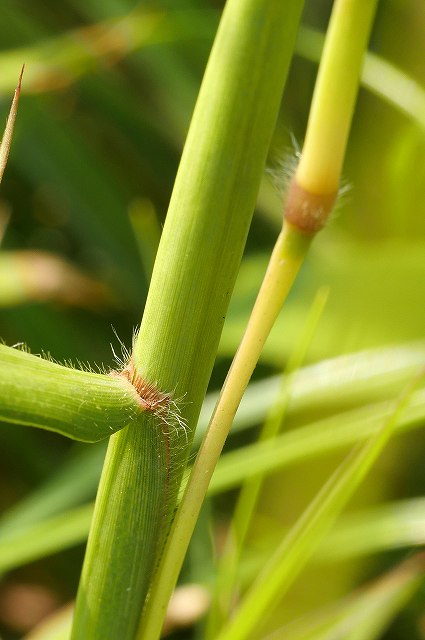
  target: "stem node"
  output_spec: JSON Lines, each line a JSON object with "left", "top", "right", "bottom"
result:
{"left": 285, "top": 178, "right": 337, "bottom": 234}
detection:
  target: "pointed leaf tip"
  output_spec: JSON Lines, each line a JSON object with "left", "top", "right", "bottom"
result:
{"left": 18, "top": 64, "right": 25, "bottom": 89}
{"left": 0, "top": 65, "right": 25, "bottom": 184}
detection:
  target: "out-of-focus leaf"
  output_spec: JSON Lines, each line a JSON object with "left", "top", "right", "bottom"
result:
{"left": 220, "top": 241, "right": 425, "bottom": 363}
{"left": 296, "top": 26, "right": 425, "bottom": 130}
{"left": 13, "top": 99, "right": 144, "bottom": 301}
{"left": 0, "top": 504, "right": 92, "bottom": 574}
{"left": 24, "top": 603, "right": 73, "bottom": 640}
{"left": 272, "top": 553, "right": 425, "bottom": 640}
{"left": 241, "top": 498, "right": 425, "bottom": 588}
{"left": 0, "top": 443, "right": 105, "bottom": 539}
{"left": 129, "top": 198, "right": 161, "bottom": 280}
{"left": 386, "top": 127, "right": 425, "bottom": 236}
{"left": 209, "top": 387, "right": 425, "bottom": 495}
{"left": 0, "top": 8, "right": 216, "bottom": 94}
{"left": 216, "top": 377, "right": 419, "bottom": 640}
{"left": 1, "top": 15, "right": 423, "bottom": 133}
{"left": 0, "top": 250, "right": 114, "bottom": 307}
{"left": 5, "top": 489, "right": 425, "bottom": 579}
{"left": 197, "top": 342, "right": 425, "bottom": 445}
{"left": 0, "top": 343, "right": 421, "bottom": 562}
{"left": 319, "top": 497, "right": 425, "bottom": 561}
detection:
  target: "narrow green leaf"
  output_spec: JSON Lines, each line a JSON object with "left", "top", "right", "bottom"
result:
{"left": 0, "top": 444, "right": 105, "bottom": 538}
{"left": 319, "top": 497, "right": 425, "bottom": 561}
{"left": 216, "top": 376, "right": 421, "bottom": 640}
{"left": 5, "top": 491, "right": 425, "bottom": 580}
{"left": 210, "top": 386, "right": 425, "bottom": 495}
{"left": 2, "top": 395, "right": 425, "bottom": 575}
{"left": 0, "top": 504, "right": 92, "bottom": 574}
{"left": 2, "top": 342, "right": 420, "bottom": 572}
{"left": 2, "top": 350, "right": 423, "bottom": 579}
{"left": 197, "top": 342, "right": 425, "bottom": 446}
{"left": 239, "top": 496, "right": 425, "bottom": 588}
{"left": 276, "top": 553, "right": 425, "bottom": 640}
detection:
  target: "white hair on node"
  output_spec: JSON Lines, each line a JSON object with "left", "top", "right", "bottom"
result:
{"left": 111, "top": 357, "right": 190, "bottom": 443}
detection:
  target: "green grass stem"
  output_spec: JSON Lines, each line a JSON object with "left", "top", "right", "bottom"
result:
{"left": 295, "top": 26, "right": 425, "bottom": 131}
{"left": 0, "top": 345, "right": 141, "bottom": 441}
{"left": 143, "top": 1, "right": 379, "bottom": 635}
{"left": 295, "top": 0, "right": 379, "bottom": 195}
{"left": 139, "top": 222, "right": 311, "bottom": 638}
{"left": 206, "top": 288, "right": 329, "bottom": 637}
{"left": 72, "top": 1, "right": 304, "bottom": 638}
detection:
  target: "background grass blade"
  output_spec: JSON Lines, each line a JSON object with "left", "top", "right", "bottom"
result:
{"left": 5, "top": 490, "right": 425, "bottom": 582}
{"left": 0, "top": 443, "right": 105, "bottom": 538}
{"left": 196, "top": 342, "right": 425, "bottom": 444}
{"left": 318, "top": 497, "right": 425, "bottom": 562}
{"left": 216, "top": 375, "right": 420, "bottom": 640}
{"left": 0, "top": 504, "right": 92, "bottom": 575}
{"left": 210, "top": 386, "right": 425, "bottom": 494}
{"left": 0, "top": 342, "right": 420, "bottom": 571}
{"left": 274, "top": 553, "right": 425, "bottom": 640}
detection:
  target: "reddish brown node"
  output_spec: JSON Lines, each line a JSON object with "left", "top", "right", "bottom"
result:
{"left": 285, "top": 179, "right": 337, "bottom": 234}
{"left": 113, "top": 359, "right": 170, "bottom": 412}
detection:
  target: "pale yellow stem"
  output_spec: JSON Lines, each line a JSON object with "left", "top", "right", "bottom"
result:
{"left": 296, "top": 0, "right": 378, "bottom": 195}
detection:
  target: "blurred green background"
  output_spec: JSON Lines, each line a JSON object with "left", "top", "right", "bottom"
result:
{"left": 0, "top": 0, "right": 424, "bottom": 638}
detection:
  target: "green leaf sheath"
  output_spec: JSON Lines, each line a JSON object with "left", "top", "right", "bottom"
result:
{"left": 72, "top": 1, "right": 304, "bottom": 638}
{"left": 72, "top": 416, "right": 168, "bottom": 639}
{"left": 0, "top": 345, "right": 141, "bottom": 442}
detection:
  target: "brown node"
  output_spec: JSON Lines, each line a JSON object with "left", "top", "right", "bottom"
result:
{"left": 111, "top": 359, "right": 170, "bottom": 413}
{"left": 285, "top": 179, "right": 337, "bottom": 234}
